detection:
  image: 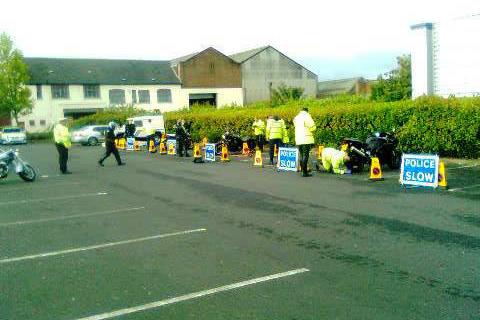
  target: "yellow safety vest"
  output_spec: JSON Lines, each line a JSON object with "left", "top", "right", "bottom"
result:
{"left": 54, "top": 124, "right": 71, "bottom": 148}
{"left": 252, "top": 120, "right": 266, "bottom": 136}
{"left": 266, "top": 119, "right": 286, "bottom": 140}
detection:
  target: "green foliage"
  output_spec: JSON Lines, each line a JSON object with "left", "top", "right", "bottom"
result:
{"left": 27, "top": 130, "right": 53, "bottom": 141}
{"left": 270, "top": 83, "right": 305, "bottom": 106}
{"left": 164, "top": 96, "right": 480, "bottom": 158}
{"left": 371, "top": 55, "right": 412, "bottom": 102}
{"left": 71, "top": 107, "right": 143, "bottom": 129}
{"left": 0, "top": 32, "right": 33, "bottom": 123}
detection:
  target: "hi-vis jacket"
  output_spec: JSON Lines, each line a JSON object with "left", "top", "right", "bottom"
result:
{"left": 322, "top": 147, "right": 347, "bottom": 174}
{"left": 293, "top": 111, "right": 316, "bottom": 145}
{"left": 266, "top": 119, "right": 289, "bottom": 143}
{"left": 252, "top": 119, "right": 266, "bottom": 136}
{"left": 53, "top": 123, "right": 71, "bottom": 148}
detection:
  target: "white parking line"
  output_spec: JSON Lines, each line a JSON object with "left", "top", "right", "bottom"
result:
{"left": 0, "top": 192, "right": 108, "bottom": 206}
{"left": 0, "top": 207, "right": 145, "bottom": 227}
{"left": 2, "top": 182, "right": 81, "bottom": 192}
{"left": 0, "top": 228, "right": 206, "bottom": 264}
{"left": 75, "top": 268, "right": 310, "bottom": 320}
{"left": 448, "top": 184, "right": 480, "bottom": 192}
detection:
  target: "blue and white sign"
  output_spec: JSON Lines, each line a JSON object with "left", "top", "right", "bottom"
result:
{"left": 400, "top": 154, "right": 439, "bottom": 188}
{"left": 277, "top": 147, "right": 299, "bottom": 172}
{"left": 204, "top": 143, "right": 216, "bottom": 162}
{"left": 126, "top": 137, "right": 135, "bottom": 151}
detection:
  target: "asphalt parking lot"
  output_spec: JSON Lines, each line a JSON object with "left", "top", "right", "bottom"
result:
{"left": 1, "top": 143, "right": 479, "bottom": 320}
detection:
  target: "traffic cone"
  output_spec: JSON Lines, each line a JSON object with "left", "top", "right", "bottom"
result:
{"left": 438, "top": 161, "right": 448, "bottom": 188}
{"left": 369, "top": 157, "right": 384, "bottom": 181}
{"left": 202, "top": 137, "right": 208, "bottom": 148}
{"left": 193, "top": 143, "right": 204, "bottom": 163}
{"left": 159, "top": 141, "right": 167, "bottom": 154}
{"left": 242, "top": 142, "right": 250, "bottom": 156}
{"left": 253, "top": 148, "right": 263, "bottom": 167}
{"left": 317, "top": 145, "right": 324, "bottom": 160}
{"left": 134, "top": 140, "right": 140, "bottom": 151}
{"left": 221, "top": 144, "right": 230, "bottom": 162}
{"left": 115, "top": 138, "right": 119, "bottom": 148}
{"left": 167, "top": 142, "right": 175, "bottom": 155}
{"left": 120, "top": 138, "right": 126, "bottom": 150}
{"left": 148, "top": 140, "right": 157, "bottom": 153}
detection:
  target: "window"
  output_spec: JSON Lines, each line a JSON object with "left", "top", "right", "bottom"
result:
{"left": 109, "top": 89, "right": 126, "bottom": 105}
{"left": 29, "top": 120, "right": 35, "bottom": 127}
{"left": 51, "top": 85, "right": 69, "bottom": 99}
{"left": 83, "top": 85, "right": 100, "bottom": 98}
{"left": 138, "top": 90, "right": 150, "bottom": 104}
{"left": 157, "top": 89, "right": 172, "bottom": 103}
{"left": 132, "top": 90, "right": 137, "bottom": 104}
{"left": 40, "top": 120, "right": 46, "bottom": 126}
{"left": 36, "top": 84, "right": 42, "bottom": 99}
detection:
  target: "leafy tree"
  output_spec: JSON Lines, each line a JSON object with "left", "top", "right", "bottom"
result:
{"left": 0, "top": 32, "right": 32, "bottom": 124}
{"left": 270, "top": 83, "right": 304, "bottom": 106}
{"left": 371, "top": 55, "right": 411, "bottom": 102}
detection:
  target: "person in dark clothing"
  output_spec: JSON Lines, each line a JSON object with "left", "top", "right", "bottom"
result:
{"left": 98, "top": 122, "right": 125, "bottom": 166}
{"left": 175, "top": 119, "right": 189, "bottom": 157}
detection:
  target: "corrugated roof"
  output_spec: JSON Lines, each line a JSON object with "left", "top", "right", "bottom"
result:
{"left": 170, "top": 52, "right": 199, "bottom": 66}
{"left": 25, "top": 58, "right": 181, "bottom": 85}
{"left": 317, "top": 78, "right": 364, "bottom": 95}
{"left": 229, "top": 46, "right": 269, "bottom": 63}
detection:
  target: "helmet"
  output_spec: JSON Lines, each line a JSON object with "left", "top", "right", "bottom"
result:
{"left": 108, "top": 121, "right": 117, "bottom": 129}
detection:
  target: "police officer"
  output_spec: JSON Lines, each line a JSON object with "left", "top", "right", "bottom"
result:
{"left": 252, "top": 117, "right": 266, "bottom": 151}
{"left": 98, "top": 122, "right": 125, "bottom": 166}
{"left": 293, "top": 107, "right": 316, "bottom": 177}
{"left": 321, "top": 147, "right": 350, "bottom": 174}
{"left": 266, "top": 115, "right": 288, "bottom": 165}
{"left": 53, "top": 117, "right": 72, "bottom": 174}
{"left": 175, "top": 119, "right": 189, "bottom": 157}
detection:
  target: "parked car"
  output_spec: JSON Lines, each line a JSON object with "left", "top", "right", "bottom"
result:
{"left": 71, "top": 125, "right": 109, "bottom": 146}
{"left": 0, "top": 127, "right": 27, "bottom": 145}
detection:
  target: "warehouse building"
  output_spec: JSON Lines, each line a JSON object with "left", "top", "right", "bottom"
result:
{"left": 411, "top": 14, "right": 480, "bottom": 97}
{"left": 229, "top": 46, "right": 318, "bottom": 104}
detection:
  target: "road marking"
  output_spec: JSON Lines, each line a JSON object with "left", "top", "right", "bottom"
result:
{"left": 2, "top": 182, "right": 81, "bottom": 192}
{"left": 0, "top": 192, "right": 108, "bottom": 206}
{"left": 448, "top": 164, "right": 479, "bottom": 170}
{"left": 448, "top": 184, "right": 480, "bottom": 192}
{"left": 0, "top": 228, "right": 206, "bottom": 264}
{"left": 75, "top": 268, "right": 309, "bottom": 320}
{"left": 0, "top": 207, "right": 145, "bottom": 227}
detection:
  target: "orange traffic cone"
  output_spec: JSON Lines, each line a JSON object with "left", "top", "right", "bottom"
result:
{"left": 134, "top": 140, "right": 140, "bottom": 151}
{"left": 167, "top": 142, "right": 175, "bottom": 155}
{"left": 438, "top": 161, "right": 448, "bottom": 188}
{"left": 202, "top": 137, "right": 208, "bottom": 148}
{"left": 242, "top": 142, "right": 250, "bottom": 156}
{"left": 193, "top": 143, "right": 204, "bottom": 163}
{"left": 253, "top": 148, "right": 263, "bottom": 167}
{"left": 159, "top": 141, "right": 167, "bottom": 154}
{"left": 317, "top": 145, "right": 324, "bottom": 160}
{"left": 369, "top": 157, "right": 384, "bottom": 181}
{"left": 221, "top": 144, "right": 230, "bottom": 162}
{"left": 148, "top": 139, "right": 156, "bottom": 153}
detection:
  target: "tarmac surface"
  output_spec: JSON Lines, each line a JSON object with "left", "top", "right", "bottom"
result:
{"left": 0, "top": 143, "right": 479, "bottom": 319}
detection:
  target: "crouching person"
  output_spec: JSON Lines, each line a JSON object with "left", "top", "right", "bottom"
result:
{"left": 321, "top": 147, "right": 350, "bottom": 174}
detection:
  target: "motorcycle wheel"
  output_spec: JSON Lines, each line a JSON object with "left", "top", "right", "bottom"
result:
{"left": 388, "top": 150, "right": 401, "bottom": 169}
{"left": 19, "top": 164, "right": 36, "bottom": 182}
{"left": 0, "top": 163, "right": 8, "bottom": 179}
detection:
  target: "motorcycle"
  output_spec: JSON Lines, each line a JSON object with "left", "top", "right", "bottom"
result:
{"left": 0, "top": 148, "right": 37, "bottom": 182}
{"left": 215, "top": 131, "right": 245, "bottom": 154}
{"left": 342, "top": 131, "right": 401, "bottom": 173}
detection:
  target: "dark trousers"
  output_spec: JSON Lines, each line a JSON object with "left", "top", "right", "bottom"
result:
{"left": 299, "top": 144, "right": 313, "bottom": 174}
{"left": 255, "top": 134, "right": 265, "bottom": 151}
{"left": 269, "top": 138, "right": 282, "bottom": 163}
{"left": 99, "top": 143, "right": 122, "bottom": 165}
{"left": 176, "top": 138, "right": 189, "bottom": 157}
{"left": 55, "top": 143, "right": 68, "bottom": 173}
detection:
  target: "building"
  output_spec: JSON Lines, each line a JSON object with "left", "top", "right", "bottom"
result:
{"left": 229, "top": 46, "right": 318, "bottom": 104}
{"left": 317, "top": 77, "right": 371, "bottom": 98}
{"left": 170, "top": 47, "right": 244, "bottom": 107}
{"left": 411, "top": 14, "right": 480, "bottom": 97}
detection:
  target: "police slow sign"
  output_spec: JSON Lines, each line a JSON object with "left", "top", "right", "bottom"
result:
{"left": 400, "top": 154, "right": 439, "bottom": 188}
{"left": 277, "top": 147, "right": 298, "bottom": 172}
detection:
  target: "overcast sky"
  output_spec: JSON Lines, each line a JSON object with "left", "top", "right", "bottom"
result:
{"left": 1, "top": 0, "right": 478, "bottom": 80}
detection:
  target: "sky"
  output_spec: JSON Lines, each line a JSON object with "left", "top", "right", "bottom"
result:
{"left": 0, "top": 0, "right": 478, "bottom": 80}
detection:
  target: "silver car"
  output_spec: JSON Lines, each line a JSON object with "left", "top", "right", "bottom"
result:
{"left": 71, "top": 125, "right": 109, "bottom": 146}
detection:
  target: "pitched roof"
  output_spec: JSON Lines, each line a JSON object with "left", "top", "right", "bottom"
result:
{"left": 170, "top": 52, "right": 199, "bottom": 66}
{"left": 317, "top": 77, "right": 365, "bottom": 96}
{"left": 24, "top": 58, "right": 181, "bottom": 85}
{"left": 229, "top": 46, "right": 269, "bottom": 63}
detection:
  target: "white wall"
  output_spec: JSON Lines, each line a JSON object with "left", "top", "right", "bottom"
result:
{"left": 411, "top": 24, "right": 433, "bottom": 98}
{"left": 178, "top": 88, "right": 244, "bottom": 108}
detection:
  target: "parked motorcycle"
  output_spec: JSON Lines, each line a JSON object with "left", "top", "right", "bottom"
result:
{"left": 342, "top": 131, "right": 401, "bottom": 173}
{"left": 215, "top": 131, "right": 245, "bottom": 154}
{"left": 0, "top": 148, "right": 37, "bottom": 182}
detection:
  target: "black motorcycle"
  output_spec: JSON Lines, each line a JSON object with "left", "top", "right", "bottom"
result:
{"left": 342, "top": 131, "right": 401, "bottom": 173}
{"left": 215, "top": 131, "right": 243, "bottom": 154}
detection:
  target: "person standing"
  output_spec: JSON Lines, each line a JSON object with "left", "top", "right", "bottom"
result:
{"left": 53, "top": 117, "right": 72, "bottom": 174}
{"left": 99, "top": 122, "right": 125, "bottom": 166}
{"left": 175, "top": 119, "right": 189, "bottom": 157}
{"left": 266, "top": 115, "right": 287, "bottom": 165}
{"left": 252, "top": 117, "right": 266, "bottom": 151}
{"left": 293, "top": 107, "right": 316, "bottom": 177}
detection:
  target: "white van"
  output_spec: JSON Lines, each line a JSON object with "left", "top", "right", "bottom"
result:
{"left": 126, "top": 115, "right": 165, "bottom": 139}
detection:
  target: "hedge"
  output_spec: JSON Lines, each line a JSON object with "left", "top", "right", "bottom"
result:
{"left": 164, "top": 96, "right": 480, "bottom": 158}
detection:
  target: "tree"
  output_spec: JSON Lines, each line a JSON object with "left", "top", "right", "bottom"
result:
{"left": 0, "top": 32, "right": 32, "bottom": 124}
{"left": 371, "top": 55, "right": 411, "bottom": 102}
{"left": 270, "top": 83, "right": 304, "bottom": 107}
